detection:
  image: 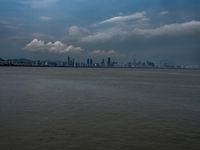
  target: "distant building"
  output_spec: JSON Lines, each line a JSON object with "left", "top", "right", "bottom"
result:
{"left": 89, "top": 59, "right": 93, "bottom": 66}
{"left": 87, "top": 58, "right": 90, "bottom": 66}
{"left": 101, "top": 59, "right": 105, "bottom": 67}
{"left": 107, "top": 57, "right": 111, "bottom": 67}
{"left": 67, "top": 56, "right": 71, "bottom": 65}
{"left": 86, "top": 58, "right": 93, "bottom": 67}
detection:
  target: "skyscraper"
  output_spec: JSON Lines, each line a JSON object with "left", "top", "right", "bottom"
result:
{"left": 90, "top": 59, "right": 93, "bottom": 66}
{"left": 87, "top": 58, "right": 90, "bottom": 66}
{"left": 101, "top": 59, "right": 105, "bottom": 67}
{"left": 67, "top": 56, "right": 71, "bottom": 66}
{"left": 107, "top": 57, "right": 111, "bottom": 67}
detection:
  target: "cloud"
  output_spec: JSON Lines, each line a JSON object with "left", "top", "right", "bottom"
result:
{"left": 81, "top": 31, "right": 116, "bottom": 43}
{"left": 80, "top": 26, "right": 130, "bottom": 43}
{"left": 81, "top": 20, "right": 200, "bottom": 42}
{"left": 31, "top": 33, "right": 54, "bottom": 40}
{"left": 20, "top": 0, "right": 59, "bottom": 8}
{"left": 0, "top": 20, "right": 18, "bottom": 30}
{"left": 90, "top": 50, "right": 117, "bottom": 56}
{"left": 132, "top": 20, "right": 200, "bottom": 37}
{"left": 89, "top": 50, "right": 125, "bottom": 58}
{"left": 99, "top": 12, "right": 149, "bottom": 24}
{"left": 25, "top": 39, "right": 83, "bottom": 54}
{"left": 159, "top": 11, "right": 169, "bottom": 16}
{"left": 68, "top": 26, "right": 81, "bottom": 36}
{"left": 39, "top": 16, "right": 52, "bottom": 21}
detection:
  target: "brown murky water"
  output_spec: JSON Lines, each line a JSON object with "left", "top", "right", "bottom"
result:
{"left": 0, "top": 67, "right": 200, "bottom": 150}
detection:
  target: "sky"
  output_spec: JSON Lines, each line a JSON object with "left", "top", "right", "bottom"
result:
{"left": 0, "top": 0, "right": 200, "bottom": 65}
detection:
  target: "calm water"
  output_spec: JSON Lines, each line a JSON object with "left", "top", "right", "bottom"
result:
{"left": 0, "top": 67, "right": 200, "bottom": 150}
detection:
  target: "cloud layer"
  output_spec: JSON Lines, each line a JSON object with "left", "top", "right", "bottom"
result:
{"left": 81, "top": 20, "right": 200, "bottom": 43}
{"left": 132, "top": 21, "right": 200, "bottom": 37}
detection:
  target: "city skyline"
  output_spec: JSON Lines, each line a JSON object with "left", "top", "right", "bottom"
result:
{"left": 0, "top": 55, "right": 189, "bottom": 69}
{"left": 0, "top": 0, "right": 200, "bottom": 66}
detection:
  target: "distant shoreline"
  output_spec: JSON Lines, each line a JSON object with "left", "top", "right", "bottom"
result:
{"left": 0, "top": 65, "right": 199, "bottom": 70}
{"left": 0, "top": 58, "right": 199, "bottom": 70}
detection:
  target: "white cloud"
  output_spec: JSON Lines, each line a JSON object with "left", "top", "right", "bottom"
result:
{"left": 25, "top": 39, "right": 83, "bottom": 54}
{"left": 39, "top": 16, "right": 52, "bottom": 21}
{"left": 160, "top": 11, "right": 169, "bottom": 16}
{"left": 68, "top": 26, "right": 81, "bottom": 36}
{"left": 132, "top": 21, "right": 200, "bottom": 37}
{"left": 20, "top": 0, "right": 59, "bottom": 8}
{"left": 99, "top": 12, "right": 149, "bottom": 24}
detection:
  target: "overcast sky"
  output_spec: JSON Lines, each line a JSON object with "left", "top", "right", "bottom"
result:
{"left": 0, "top": 0, "right": 200, "bottom": 65}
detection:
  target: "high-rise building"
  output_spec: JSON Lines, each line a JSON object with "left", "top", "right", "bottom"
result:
{"left": 101, "top": 59, "right": 105, "bottom": 67}
{"left": 86, "top": 58, "right": 93, "bottom": 66}
{"left": 87, "top": 58, "right": 90, "bottom": 66}
{"left": 90, "top": 59, "right": 93, "bottom": 66}
{"left": 107, "top": 57, "right": 111, "bottom": 67}
{"left": 72, "top": 58, "right": 75, "bottom": 66}
{"left": 67, "top": 56, "right": 71, "bottom": 65}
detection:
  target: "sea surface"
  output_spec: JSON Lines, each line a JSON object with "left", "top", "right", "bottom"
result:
{"left": 0, "top": 67, "right": 200, "bottom": 150}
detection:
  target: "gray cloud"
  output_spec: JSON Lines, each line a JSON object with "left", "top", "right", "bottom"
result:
{"left": 31, "top": 33, "right": 54, "bottom": 40}
{"left": 90, "top": 50, "right": 116, "bottom": 56}
{"left": 0, "top": 20, "right": 19, "bottom": 30}
{"left": 20, "top": 0, "right": 59, "bottom": 8}
{"left": 159, "top": 11, "right": 169, "bottom": 16}
{"left": 80, "top": 30, "right": 117, "bottom": 43}
{"left": 39, "top": 16, "right": 53, "bottom": 21}
{"left": 81, "top": 20, "right": 200, "bottom": 43}
{"left": 25, "top": 39, "right": 83, "bottom": 54}
{"left": 132, "top": 20, "right": 200, "bottom": 37}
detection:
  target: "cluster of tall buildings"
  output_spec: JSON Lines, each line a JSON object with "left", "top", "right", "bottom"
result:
{"left": 67, "top": 56, "right": 117, "bottom": 67}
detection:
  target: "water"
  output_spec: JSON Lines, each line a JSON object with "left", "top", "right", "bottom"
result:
{"left": 0, "top": 67, "right": 200, "bottom": 150}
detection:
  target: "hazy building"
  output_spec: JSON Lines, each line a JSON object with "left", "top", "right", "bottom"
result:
{"left": 67, "top": 56, "right": 71, "bottom": 66}
{"left": 90, "top": 59, "right": 93, "bottom": 66}
{"left": 107, "top": 57, "right": 111, "bottom": 67}
{"left": 87, "top": 58, "right": 90, "bottom": 66}
{"left": 101, "top": 59, "right": 105, "bottom": 67}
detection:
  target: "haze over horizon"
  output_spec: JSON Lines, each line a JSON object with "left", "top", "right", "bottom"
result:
{"left": 0, "top": 0, "right": 200, "bottom": 66}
